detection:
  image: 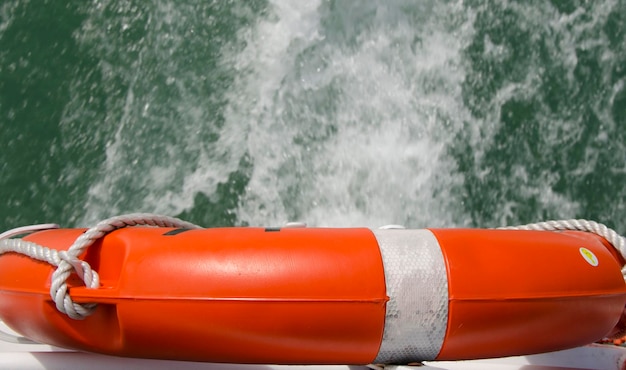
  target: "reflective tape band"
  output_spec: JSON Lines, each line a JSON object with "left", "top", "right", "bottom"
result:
{"left": 373, "top": 229, "right": 449, "bottom": 363}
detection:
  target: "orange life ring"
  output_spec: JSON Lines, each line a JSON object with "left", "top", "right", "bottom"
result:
{"left": 0, "top": 226, "right": 624, "bottom": 364}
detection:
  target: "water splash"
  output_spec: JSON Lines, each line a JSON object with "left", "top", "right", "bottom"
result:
{"left": 4, "top": 0, "right": 621, "bottom": 232}
{"left": 73, "top": 1, "right": 266, "bottom": 225}
{"left": 455, "top": 0, "right": 626, "bottom": 231}
{"left": 222, "top": 0, "right": 475, "bottom": 228}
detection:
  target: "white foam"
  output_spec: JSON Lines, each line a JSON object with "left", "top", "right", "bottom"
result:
{"left": 73, "top": 1, "right": 623, "bottom": 229}
{"left": 225, "top": 1, "right": 476, "bottom": 228}
{"left": 0, "top": 2, "right": 19, "bottom": 35}
{"left": 460, "top": 1, "right": 622, "bottom": 225}
{"left": 71, "top": 1, "right": 479, "bottom": 228}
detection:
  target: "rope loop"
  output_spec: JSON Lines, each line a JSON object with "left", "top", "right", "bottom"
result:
{"left": 0, "top": 213, "right": 202, "bottom": 320}
{"left": 51, "top": 213, "right": 202, "bottom": 319}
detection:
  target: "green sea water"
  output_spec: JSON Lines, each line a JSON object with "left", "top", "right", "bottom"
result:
{"left": 1, "top": 0, "right": 624, "bottom": 233}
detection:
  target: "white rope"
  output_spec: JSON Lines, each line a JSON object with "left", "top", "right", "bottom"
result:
{"left": 499, "top": 219, "right": 626, "bottom": 277}
{"left": 0, "top": 213, "right": 202, "bottom": 320}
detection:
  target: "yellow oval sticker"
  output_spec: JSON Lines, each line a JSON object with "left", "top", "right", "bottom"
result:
{"left": 579, "top": 247, "right": 599, "bottom": 267}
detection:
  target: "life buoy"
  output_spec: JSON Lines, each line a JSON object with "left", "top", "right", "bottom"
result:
{"left": 0, "top": 217, "right": 625, "bottom": 364}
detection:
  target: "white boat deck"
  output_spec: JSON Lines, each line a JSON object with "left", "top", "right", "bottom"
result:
{"left": 1, "top": 338, "right": 624, "bottom": 370}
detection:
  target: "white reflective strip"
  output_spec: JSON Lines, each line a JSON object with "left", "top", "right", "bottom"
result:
{"left": 373, "top": 229, "right": 449, "bottom": 363}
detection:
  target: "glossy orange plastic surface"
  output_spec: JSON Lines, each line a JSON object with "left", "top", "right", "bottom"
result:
{"left": 431, "top": 229, "right": 626, "bottom": 360}
{"left": 0, "top": 227, "right": 387, "bottom": 364}
{"left": 1, "top": 226, "right": 625, "bottom": 364}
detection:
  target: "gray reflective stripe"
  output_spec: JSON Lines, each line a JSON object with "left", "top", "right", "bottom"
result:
{"left": 373, "top": 229, "right": 449, "bottom": 363}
